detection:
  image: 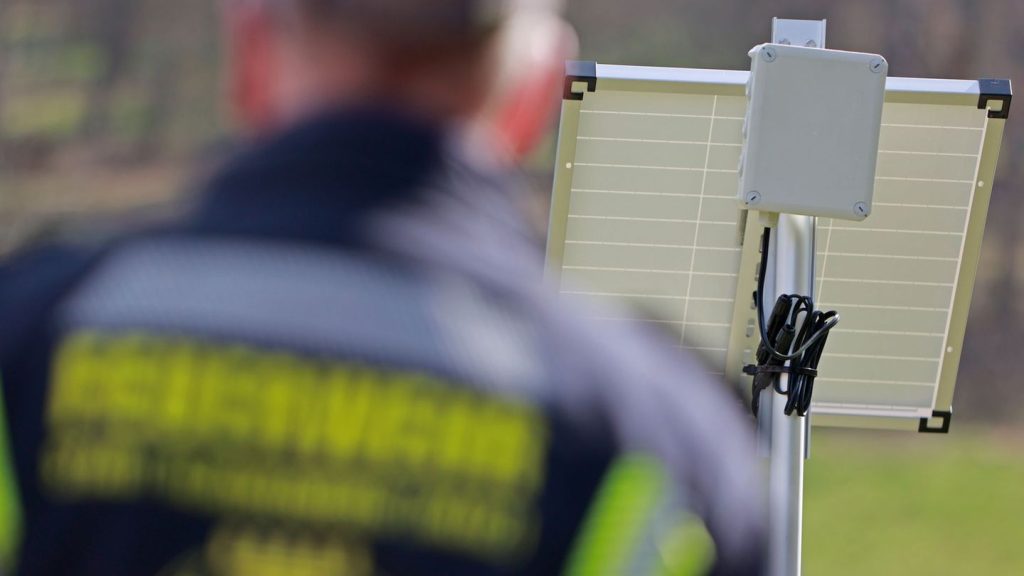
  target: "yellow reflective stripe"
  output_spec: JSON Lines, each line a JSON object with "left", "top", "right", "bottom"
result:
{"left": 656, "top": 515, "right": 715, "bottom": 576}
{"left": 0, "top": 378, "right": 22, "bottom": 569}
{"left": 564, "top": 454, "right": 665, "bottom": 576}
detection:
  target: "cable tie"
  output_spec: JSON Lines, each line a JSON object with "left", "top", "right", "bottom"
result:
{"left": 742, "top": 364, "right": 819, "bottom": 378}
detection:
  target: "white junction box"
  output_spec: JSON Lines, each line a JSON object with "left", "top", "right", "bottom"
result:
{"left": 739, "top": 44, "right": 888, "bottom": 220}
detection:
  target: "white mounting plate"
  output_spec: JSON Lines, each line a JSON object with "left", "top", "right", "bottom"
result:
{"left": 771, "top": 17, "right": 826, "bottom": 48}
{"left": 740, "top": 44, "right": 888, "bottom": 220}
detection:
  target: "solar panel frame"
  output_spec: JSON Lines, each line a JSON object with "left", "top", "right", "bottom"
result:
{"left": 547, "top": 61, "right": 1010, "bottom": 431}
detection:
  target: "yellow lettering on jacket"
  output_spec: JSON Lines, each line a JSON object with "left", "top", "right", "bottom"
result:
{"left": 43, "top": 331, "right": 549, "bottom": 560}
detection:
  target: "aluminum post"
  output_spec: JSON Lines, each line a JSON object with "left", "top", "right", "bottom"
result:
{"left": 767, "top": 214, "right": 815, "bottom": 576}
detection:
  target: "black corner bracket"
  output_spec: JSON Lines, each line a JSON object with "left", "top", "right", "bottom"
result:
{"left": 918, "top": 410, "right": 952, "bottom": 434}
{"left": 978, "top": 78, "right": 1012, "bottom": 119}
{"left": 564, "top": 60, "right": 597, "bottom": 101}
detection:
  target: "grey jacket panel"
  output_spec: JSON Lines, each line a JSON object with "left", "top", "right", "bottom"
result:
{"left": 372, "top": 149, "right": 767, "bottom": 569}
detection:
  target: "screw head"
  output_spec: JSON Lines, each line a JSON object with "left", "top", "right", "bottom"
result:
{"left": 869, "top": 58, "right": 886, "bottom": 74}
{"left": 854, "top": 202, "right": 870, "bottom": 217}
{"left": 762, "top": 47, "right": 777, "bottom": 62}
{"left": 745, "top": 190, "right": 762, "bottom": 205}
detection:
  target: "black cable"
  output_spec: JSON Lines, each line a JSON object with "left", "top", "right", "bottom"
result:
{"left": 785, "top": 308, "right": 837, "bottom": 416}
{"left": 748, "top": 227, "right": 839, "bottom": 417}
{"left": 755, "top": 228, "right": 838, "bottom": 361}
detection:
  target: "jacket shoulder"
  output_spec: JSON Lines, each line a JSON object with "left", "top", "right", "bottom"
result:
{"left": 0, "top": 205, "right": 187, "bottom": 362}
{"left": 0, "top": 242, "right": 103, "bottom": 362}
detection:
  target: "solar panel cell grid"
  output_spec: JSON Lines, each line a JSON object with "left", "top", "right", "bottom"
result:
{"left": 812, "top": 102, "right": 986, "bottom": 417}
{"left": 560, "top": 90, "right": 746, "bottom": 376}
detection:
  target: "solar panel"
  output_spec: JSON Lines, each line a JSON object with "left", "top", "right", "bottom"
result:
{"left": 547, "top": 62, "right": 1010, "bottom": 431}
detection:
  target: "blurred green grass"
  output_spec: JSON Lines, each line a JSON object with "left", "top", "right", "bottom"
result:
{"left": 805, "top": 427, "right": 1024, "bottom": 575}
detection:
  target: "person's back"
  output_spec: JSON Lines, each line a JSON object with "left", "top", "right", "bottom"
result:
{"left": 0, "top": 1, "right": 766, "bottom": 574}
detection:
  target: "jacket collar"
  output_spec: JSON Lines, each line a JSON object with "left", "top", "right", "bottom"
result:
{"left": 190, "top": 108, "right": 446, "bottom": 244}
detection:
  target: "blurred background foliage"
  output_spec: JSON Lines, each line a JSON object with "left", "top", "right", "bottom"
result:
{"left": 0, "top": 1, "right": 1022, "bottom": 572}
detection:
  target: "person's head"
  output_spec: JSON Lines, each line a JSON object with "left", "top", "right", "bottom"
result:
{"left": 223, "top": 0, "right": 575, "bottom": 159}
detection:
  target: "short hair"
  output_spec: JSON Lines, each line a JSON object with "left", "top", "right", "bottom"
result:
{"left": 289, "top": 0, "right": 519, "bottom": 43}
{"left": 296, "top": 0, "right": 503, "bottom": 35}
{"left": 258, "top": 1, "right": 514, "bottom": 73}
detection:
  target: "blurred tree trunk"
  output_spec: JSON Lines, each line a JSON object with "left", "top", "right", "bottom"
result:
{"left": 80, "top": 0, "right": 140, "bottom": 139}
{"left": 134, "top": 56, "right": 177, "bottom": 161}
{"left": 982, "top": 1, "right": 1024, "bottom": 320}
{"left": 0, "top": 55, "right": 7, "bottom": 142}
{"left": 0, "top": 2, "right": 10, "bottom": 141}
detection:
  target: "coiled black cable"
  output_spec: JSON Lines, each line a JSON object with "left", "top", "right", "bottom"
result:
{"left": 747, "top": 227, "right": 839, "bottom": 417}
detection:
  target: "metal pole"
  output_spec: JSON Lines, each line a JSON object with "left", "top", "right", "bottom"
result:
{"left": 767, "top": 215, "right": 815, "bottom": 576}
{"left": 764, "top": 18, "right": 825, "bottom": 576}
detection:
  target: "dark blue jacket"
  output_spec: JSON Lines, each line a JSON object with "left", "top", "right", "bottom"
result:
{"left": 0, "top": 109, "right": 765, "bottom": 576}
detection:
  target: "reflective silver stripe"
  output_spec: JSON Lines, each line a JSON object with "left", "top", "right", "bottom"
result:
{"left": 60, "top": 237, "right": 540, "bottom": 395}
